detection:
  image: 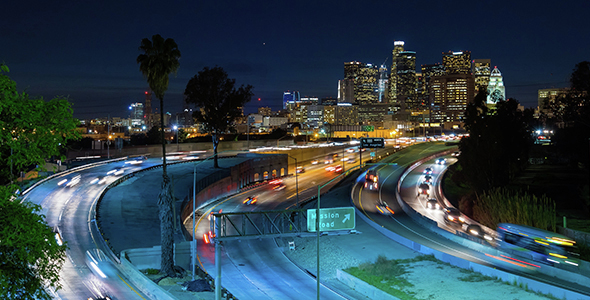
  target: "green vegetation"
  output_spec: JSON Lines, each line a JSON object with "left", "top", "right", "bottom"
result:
{"left": 1, "top": 64, "right": 76, "bottom": 299}
{"left": 143, "top": 268, "right": 160, "bottom": 275}
{"left": 346, "top": 254, "right": 562, "bottom": 300}
{"left": 473, "top": 187, "right": 556, "bottom": 231}
{"left": 457, "top": 269, "right": 499, "bottom": 282}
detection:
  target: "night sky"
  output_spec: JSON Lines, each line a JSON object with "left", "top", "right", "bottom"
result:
{"left": 2, "top": 1, "right": 589, "bottom": 119}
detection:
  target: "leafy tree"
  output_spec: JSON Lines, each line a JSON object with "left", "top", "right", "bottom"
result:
{"left": 0, "top": 65, "right": 80, "bottom": 185}
{"left": 0, "top": 65, "right": 72, "bottom": 299}
{"left": 547, "top": 61, "right": 590, "bottom": 167}
{"left": 137, "top": 34, "right": 181, "bottom": 277}
{"left": 548, "top": 61, "right": 590, "bottom": 125}
{"left": 184, "top": 67, "right": 253, "bottom": 168}
{"left": 458, "top": 89, "right": 534, "bottom": 192}
{"left": 1, "top": 185, "right": 68, "bottom": 300}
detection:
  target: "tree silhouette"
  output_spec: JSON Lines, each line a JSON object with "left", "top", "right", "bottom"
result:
{"left": 136, "top": 34, "right": 181, "bottom": 277}
{"left": 184, "top": 67, "right": 253, "bottom": 168}
{"left": 458, "top": 89, "right": 534, "bottom": 192}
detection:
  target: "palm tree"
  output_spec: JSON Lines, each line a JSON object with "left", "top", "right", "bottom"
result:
{"left": 137, "top": 34, "right": 180, "bottom": 277}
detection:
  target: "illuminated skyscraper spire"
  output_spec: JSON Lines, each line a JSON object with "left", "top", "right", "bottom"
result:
{"left": 487, "top": 66, "right": 505, "bottom": 104}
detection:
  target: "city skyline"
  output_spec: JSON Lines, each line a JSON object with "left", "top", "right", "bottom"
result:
{"left": 2, "top": 1, "right": 589, "bottom": 119}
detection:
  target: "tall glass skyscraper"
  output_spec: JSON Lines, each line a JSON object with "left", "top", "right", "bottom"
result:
{"left": 388, "top": 41, "right": 405, "bottom": 104}
{"left": 396, "top": 51, "right": 417, "bottom": 110}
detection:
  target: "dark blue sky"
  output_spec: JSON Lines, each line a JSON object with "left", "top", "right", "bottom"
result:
{"left": 2, "top": 1, "right": 589, "bottom": 119}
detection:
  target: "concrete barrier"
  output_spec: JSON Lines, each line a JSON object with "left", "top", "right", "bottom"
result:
{"left": 119, "top": 249, "right": 177, "bottom": 300}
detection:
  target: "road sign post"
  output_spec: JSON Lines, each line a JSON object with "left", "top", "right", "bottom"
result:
{"left": 307, "top": 207, "right": 355, "bottom": 232}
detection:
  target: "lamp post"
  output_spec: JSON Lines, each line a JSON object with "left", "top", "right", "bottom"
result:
{"left": 287, "top": 155, "right": 300, "bottom": 208}
{"left": 173, "top": 125, "right": 179, "bottom": 152}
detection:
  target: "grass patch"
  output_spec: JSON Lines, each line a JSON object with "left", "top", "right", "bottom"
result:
{"left": 344, "top": 255, "right": 441, "bottom": 300}
{"left": 458, "top": 272, "right": 496, "bottom": 282}
{"left": 142, "top": 268, "right": 160, "bottom": 275}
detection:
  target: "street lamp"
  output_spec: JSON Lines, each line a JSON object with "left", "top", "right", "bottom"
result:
{"left": 286, "top": 155, "right": 300, "bottom": 208}
{"left": 173, "top": 125, "right": 179, "bottom": 152}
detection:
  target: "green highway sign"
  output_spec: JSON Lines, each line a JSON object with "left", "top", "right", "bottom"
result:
{"left": 360, "top": 137, "right": 385, "bottom": 148}
{"left": 307, "top": 207, "right": 355, "bottom": 232}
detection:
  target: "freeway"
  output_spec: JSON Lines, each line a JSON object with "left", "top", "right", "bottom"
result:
{"left": 190, "top": 148, "right": 377, "bottom": 299}
{"left": 353, "top": 150, "right": 590, "bottom": 298}
{"left": 23, "top": 159, "right": 165, "bottom": 299}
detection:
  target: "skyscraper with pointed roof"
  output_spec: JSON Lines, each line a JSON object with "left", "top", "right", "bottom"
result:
{"left": 487, "top": 66, "right": 505, "bottom": 104}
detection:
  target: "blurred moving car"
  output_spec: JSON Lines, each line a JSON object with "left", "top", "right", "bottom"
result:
{"left": 324, "top": 157, "right": 334, "bottom": 164}
{"left": 426, "top": 198, "right": 440, "bottom": 210}
{"left": 273, "top": 183, "right": 286, "bottom": 191}
{"left": 466, "top": 224, "right": 493, "bottom": 241}
{"left": 443, "top": 207, "right": 465, "bottom": 225}
{"left": 376, "top": 202, "right": 394, "bottom": 215}
{"left": 435, "top": 157, "right": 447, "bottom": 165}
{"left": 451, "top": 151, "right": 461, "bottom": 157}
{"left": 418, "top": 183, "right": 430, "bottom": 197}
{"left": 423, "top": 167, "right": 433, "bottom": 175}
{"left": 334, "top": 165, "right": 343, "bottom": 173}
{"left": 364, "top": 168, "right": 378, "bottom": 190}
{"left": 243, "top": 196, "right": 258, "bottom": 205}
{"left": 85, "top": 249, "right": 117, "bottom": 279}
{"left": 311, "top": 160, "right": 319, "bottom": 165}
{"left": 57, "top": 175, "right": 81, "bottom": 188}
{"left": 423, "top": 175, "right": 433, "bottom": 183}
{"left": 296, "top": 166, "right": 305, "bottom": 173}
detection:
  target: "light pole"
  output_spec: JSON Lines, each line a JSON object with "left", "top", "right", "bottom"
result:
{"left": 287, "top": 155, "right": 300, "bottom": 208}
{"left": 173, "top": 125, "right": 179, "bottom": 152}
{"left": 246, "top": 115, "right": 250, "bottom": 150}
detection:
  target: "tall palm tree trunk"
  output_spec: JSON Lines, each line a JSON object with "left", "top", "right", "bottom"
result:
{"left": 158, "top": 97, "right": 175, "bottom": 277}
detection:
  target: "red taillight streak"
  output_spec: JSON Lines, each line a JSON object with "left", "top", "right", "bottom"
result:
{"left": 485, "top": 253, "right": 529, "bottom": 268}
{"left": 500, "top": 255, "right": 541, "bottom": 268}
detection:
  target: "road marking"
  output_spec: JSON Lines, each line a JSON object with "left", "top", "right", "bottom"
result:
{"left": 118, "top": 274, "right": 147, "bottom": 300}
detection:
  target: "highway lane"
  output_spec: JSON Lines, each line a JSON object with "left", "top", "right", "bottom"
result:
{"left": 193, "top": 159, "right": 354, "bottom": 300}
{"left": 23, "top": 159, "right": 163, "bottom": 300}
{"left": 354, "top": 148, "right": 590, "bottom": 297}
{"left": 188, "top": 142, "right": 433, "bottom": 299}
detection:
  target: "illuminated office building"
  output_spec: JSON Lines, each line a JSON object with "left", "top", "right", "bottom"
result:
{"left": 283, "top": 90, "right": 300, "bottom": 109}
{"left": 429, "top": 74, "right": 475, "bottom": 126}
{"left": 129, "top": 102, "right": 144, "bottom": 126}
{"left": 538, "top": 88, "right": 568, "bottom": 114}
{"left": 473, "top": 59, "right": 491, "bottom": 92}
{"left": 442, "top": 51, "right": 472, "bottom": 75}
{"left": 421, "top": 63, "right": 445, "bottom": 111}
{"left": 144, "top": 90, "right": 153, "bottom": 129}
{"left": 486, "top": 66, "right": 506, "bottom": 104}
{"left": 388, "top": 40, "right": 405, "bottom": 103}
{"left": 338, "top": 79, "right": 354, "bottom": 104}
{"left": 396, "top": 51, "right": 418, "bottom": 110}
{"left": 344, "top": 61, "right": 379, "bottom": 105}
